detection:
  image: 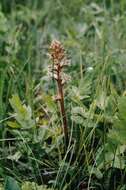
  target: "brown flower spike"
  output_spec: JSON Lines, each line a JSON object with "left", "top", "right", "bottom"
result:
{"left": 49, "top": 40, "right": 70, "bottom": 147}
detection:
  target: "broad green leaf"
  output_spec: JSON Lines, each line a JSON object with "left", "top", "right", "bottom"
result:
{"left": 117, "top": 96, "right": 126, "bottom": 123}
{"left": 88, "top": 166, "right": 103, "bottom": 179}
{"left": 42, "top": 94, "right": 56, "bottom": 112}
{"left": 21, "top": 181, "right": 55, "bottom": 190}
{"left": 6, "top": 121, "right": 20, "bottom": 129}
{"left": 4, "top": 176, "right": 20, "bottom": 190}
{"left": 9, "top": 95, "right": 35, "bottom": 129}
{"left": 7, "top": 151, "right": 22, "bottom": 161}
{"left": 96, "top": 144, "right": 125, "bottom": 170}
{"left": 0, "top": 184, "right": 3, "bottom": 190}
{"left": 108, "top": 96, "right": 126, "bottom": 144}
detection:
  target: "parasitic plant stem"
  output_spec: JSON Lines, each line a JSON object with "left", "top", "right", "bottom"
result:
{"left": 48, "top": 40, "right": 70, "bottom": 147}
{"left": 57, "top": 63, "right": 68, "bottom": 144}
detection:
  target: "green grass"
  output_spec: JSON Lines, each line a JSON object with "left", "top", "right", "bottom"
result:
{"left": 1, "top": 0, "right": 126, "bottom": 190}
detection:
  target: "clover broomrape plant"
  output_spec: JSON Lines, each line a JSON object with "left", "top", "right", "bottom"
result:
{"left": 48, "top": 40, "right": 70, "bottom": 148}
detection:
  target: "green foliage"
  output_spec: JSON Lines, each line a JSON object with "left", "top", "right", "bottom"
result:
{"left": 95, "top": 96, "right": 126, "bottom": 176}
{"left": 21, "top": 181, "right": 55, "bottom": 190}
{"left": 1, "top": 0, "right": 126, "bottom": 190}
{"left": 4, "top": 176, "right": 20, "bottom": 190}
{"left": 0, "top": 180, "right": 56, "bottom": 190}
{"left": 108, "top": 96, "right": 126, "bottom": 144}
{"left": 7, "top": 95, "right": 35, "bottom": 129}
{"left": 0, "top": 184, "right": 4, "bottom": 190}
